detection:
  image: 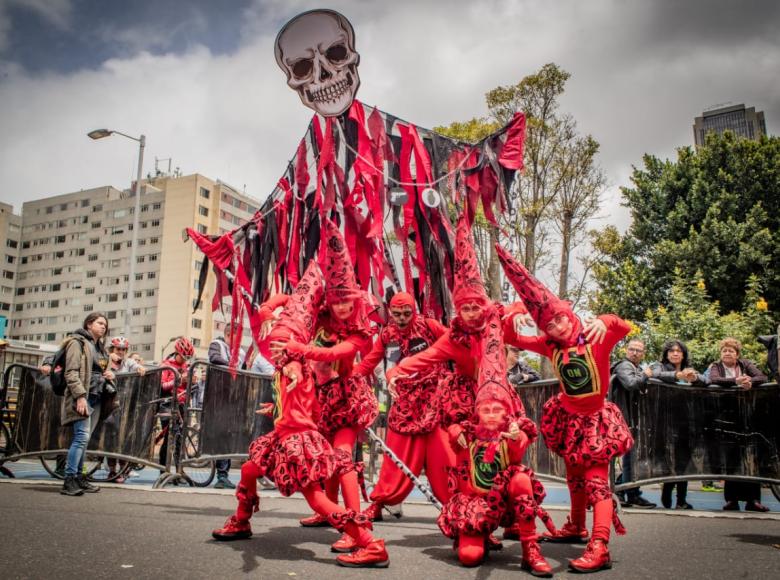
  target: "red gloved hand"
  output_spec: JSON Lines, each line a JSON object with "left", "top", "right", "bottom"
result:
{"left": 284, "top": 340, "right": 312, "bottom": 356}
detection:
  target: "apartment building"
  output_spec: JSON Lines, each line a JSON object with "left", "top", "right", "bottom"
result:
{"left": 0, "top": 202, "right": 22, "bottom": 320}
{"left": 7, "top": 174, "right": 263, "bottom": 361}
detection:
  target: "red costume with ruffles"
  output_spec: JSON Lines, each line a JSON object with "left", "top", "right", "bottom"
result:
{"left": 497, "top": 244, "right": 632, "bottom": 573}
{"left": 355, "top": 292, "right": 454, "bottom": 512}
{"left": 212, "top": 260, "right": 388, "bottom": 567}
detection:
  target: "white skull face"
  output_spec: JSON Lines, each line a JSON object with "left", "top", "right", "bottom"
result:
{"left": 275, "top": 10, "right": 360, "bottom": 117}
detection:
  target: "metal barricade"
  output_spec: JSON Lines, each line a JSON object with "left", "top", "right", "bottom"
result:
{"left": 0, "top": 363, "right": 174, "bottom": 475}
{"left": 613, "top": 379, "right": 780, "bottom": 490}
{"left": 177, "top": 361, "right": 274, "bottom": 465}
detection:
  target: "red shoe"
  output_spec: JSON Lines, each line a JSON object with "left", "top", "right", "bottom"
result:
{"left": 212, "top": 516, "right": 252, "bottom": 541}
{"left": 569, "top": 539, "right": 611, "bottom": 573}
{"left": 521, "top": 540, "right": 553, "bottom": 577}
{"left": 336, "top": 539, "right": 390, "bottom": 568}
{"left": 362, "top": 502, "right": 384, "bottom": 522}
{"left": 299, "top": 513, "right": 330, "bottom": 527}
{"left": 540, "top": 516, "right": 588, "bottom": 543}
{"left": 331, "top": 533, "right": 358, "bottom": 553}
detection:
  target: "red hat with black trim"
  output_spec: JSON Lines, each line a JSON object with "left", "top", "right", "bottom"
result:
{"left": 452, "top": 213, "right": 489, "bottom": 309}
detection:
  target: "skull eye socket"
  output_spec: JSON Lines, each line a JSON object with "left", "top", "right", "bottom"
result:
{"left": 325, "top": 44, "right": 348, "bottom": 63}
{"left": 291, "top": 58, "right": 313, "bottom": 79}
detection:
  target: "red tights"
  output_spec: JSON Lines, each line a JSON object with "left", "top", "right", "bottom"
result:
{"left": 324, "top": 427, "right": 362, "bottom": 511}
{"left": 566, "top": 462, "right": 612, "bottom": 542}
{"left": 369, "top": 427, "right": 454, "bottom": 505}
{"left": 235, "top": 461, "right": 374, "bottom": 546}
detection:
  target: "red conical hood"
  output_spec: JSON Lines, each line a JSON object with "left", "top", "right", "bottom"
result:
{"left": 267, "top": 259, "right": 324, "bottom": 346}
{"left": 495, "top": 243, "right": 579, "bottom": 340}
{"left": 320, "top": 218, "right": 362, "bottom": 304}
{"left": 453, "top": 213, "right": 489, "bottom": 309}
{"left": 475, "top": 308, "right": 524, "bottom": 416}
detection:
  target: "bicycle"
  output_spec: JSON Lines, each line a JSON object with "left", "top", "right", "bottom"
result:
{"left": 154, "top": 397, "right": 215, "bottom": 487}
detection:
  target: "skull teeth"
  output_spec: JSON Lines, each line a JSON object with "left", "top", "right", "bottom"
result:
{"left": 309, "top": 75, "right": 353, "bottom": 103}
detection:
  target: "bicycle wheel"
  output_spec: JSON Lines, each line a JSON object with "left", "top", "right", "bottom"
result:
{"left": 84, "top": 454, "right": 125, "bottom": 482}
{"left": 0, "top": 421, "right": 12, "bottom": 457}
{"left": 771, "top": 484, "right": 780, "bottom": 502}
{"left": 40, "top": 453, "right": 67, "bottom": 480}
{"left": 180, "top": 427, "right": 215, "bottom": 487}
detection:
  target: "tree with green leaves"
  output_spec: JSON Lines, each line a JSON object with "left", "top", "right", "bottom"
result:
{"left": 590, "top": 132, "right": 780, "bottom": 319}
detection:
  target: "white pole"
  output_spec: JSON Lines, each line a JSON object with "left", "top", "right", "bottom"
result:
{"left": 124, "top": 135, "right": 146, "bottom": 336}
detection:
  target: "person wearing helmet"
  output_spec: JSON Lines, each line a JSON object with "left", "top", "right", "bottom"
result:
{"left": 109, "top": 336, "right": 146, "bottom": 375}
{"left": 105, "top": 336, "right": 146, "bottom": 482}
{"left": 158, "top": 337, "right": 195, "bottom": 469}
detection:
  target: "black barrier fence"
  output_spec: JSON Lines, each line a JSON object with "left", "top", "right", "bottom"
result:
{"left": 5, "top": 359, "right": 779, "bottom": 492}
{"left": 0, "top": 363, "right": 176, "bottom": 473}
{"left": 183, "top": 361, "right": 275, "bottom": 463}
{"left": 611, "top": 379, "right": 780, "bottom": 490}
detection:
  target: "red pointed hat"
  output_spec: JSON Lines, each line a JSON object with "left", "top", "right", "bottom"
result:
{"left": 453, "top": 212, "right": 489, "bottom": 309}
{"left": 267, "top": 259, "right": 325, "bottom": 346}
{"left": 320, "top": 218, "right": 362, "bottom": 304}
{"left": 495, "top": 243, "right": 574, "bottom": 332}
{"left": 474, "top": 309, "right": 524, "bottom": 416}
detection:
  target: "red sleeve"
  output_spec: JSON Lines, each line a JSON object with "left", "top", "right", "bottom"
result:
{"left": 305, "top": 335, "right": 362, "bottom": 363}
{"left": 599, "top": 314, "right": 631, "bottom": 351}
{"left": 161, "top": 367, "right": 175, "bottom": 393}
{"left": 353, "top": 335, "right": 384, "bottom": 376}
{"left": 504, "top": 327, "right": 552, "bottom": 358}
{"left": 258, "top": 293, "right": 290, "bottom": 323}
{"left": 506, "top": 436, "right": 529, "bottom": 464}
{"left": 386, "top": 332, "right": 459, "bottom": 381}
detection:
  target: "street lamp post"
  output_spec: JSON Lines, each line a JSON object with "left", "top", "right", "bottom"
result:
{"left": 88, "top": 129, "right": 146, "bottom": 338}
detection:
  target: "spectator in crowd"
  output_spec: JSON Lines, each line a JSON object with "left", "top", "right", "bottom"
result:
{"left": 707, "top": 337, "right": 770, "bottom": 512}
{"left": 249, "top": 350, "right": 275, "bottom": 375}
{"left": 610, "top": 339, "right": 656, "bottom": 508}
{"left": 129, "top": 352, "right": 144, "bottom": 365}
{"left": 60, "top": 312, "right": 117, "bottom": 496}
{"left": 651, "top": 339, "right": 707, "bottom": 510}
{"left": 105, "top": 336, "right": 146, "bottom": 483}
{"left": 207, "top": 323, "right": 244, "bottom": 489}
{"left": 505, "top": 345, "right": 540, "bottom": 386}
{"left": 158, "top": 337, "right": 194, "bottom": 471}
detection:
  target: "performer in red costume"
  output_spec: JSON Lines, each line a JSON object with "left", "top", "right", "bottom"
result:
{"left": 438, "top": 293, "right": 554, "bottom": 575}
{"left": 385, "top": 214, "right": 532, "bottom": 542}
{"left": 211, "top": 260, "right": 389, "bottom": 568}
{"left": 270, "top": 219, "right": 379, "bottom": 552}
{"left": 497, "top": 244, "right": 633, "bottom": 573}
{"left": 353, "top": 291, "right": 453, "bottom": 520}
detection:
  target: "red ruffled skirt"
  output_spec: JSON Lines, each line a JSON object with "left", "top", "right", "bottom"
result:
{"left": 388, "top": 371, "right": 445, "bottom": 435}
{"left": 439, "top": 373, "right": 477, "bottom": 427}
{"left": 437, "top": 464, "right": 546, "bottom": 538}
{"left": 248, "top": 429, "right": 345, "bottom": 497}
{"left": 316, "top": 374, "right": 378, "bottom": 437}
{"left": 540, "top": 394, "right": 633, "bottom": 467}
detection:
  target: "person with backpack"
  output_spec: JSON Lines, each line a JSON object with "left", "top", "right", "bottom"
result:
{"left": 60, "top": 312, "right": 118, "bottom": 496}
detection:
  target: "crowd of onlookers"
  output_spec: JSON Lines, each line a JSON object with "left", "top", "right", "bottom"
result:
{"left": 609, "top": 337, "right": 773, "bottom": 513}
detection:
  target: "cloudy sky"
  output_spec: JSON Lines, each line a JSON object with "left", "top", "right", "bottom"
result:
{"left": 1, "top": 0, "right": 778, "bottom": 236}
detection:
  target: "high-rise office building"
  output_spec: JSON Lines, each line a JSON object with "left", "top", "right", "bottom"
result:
{"left": 7, "top": 173, "right": 263, "bottom": 361}
{"left": 693, "top": 103, "right": 767, "bottom": 147}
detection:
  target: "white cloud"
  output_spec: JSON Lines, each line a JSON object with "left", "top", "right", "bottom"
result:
{"left": 0, "top": 0, "right": 778, "bottom": 236}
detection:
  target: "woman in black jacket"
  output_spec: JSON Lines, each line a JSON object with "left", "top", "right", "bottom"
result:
{"left": 651, "top": 340, "right": 707, "bottom": 510}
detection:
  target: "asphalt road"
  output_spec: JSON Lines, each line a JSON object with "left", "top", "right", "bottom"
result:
{"left": 1, "top": 480, "right": 778, "bottom": 580}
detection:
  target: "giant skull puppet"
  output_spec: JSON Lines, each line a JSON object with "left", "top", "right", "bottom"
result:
{"left": 274, "top": 9, "right": 361, "bottom": 117}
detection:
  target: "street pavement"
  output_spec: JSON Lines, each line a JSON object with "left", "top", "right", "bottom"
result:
{"left": 1, "top": 477, "right": 779, "bottom": 580}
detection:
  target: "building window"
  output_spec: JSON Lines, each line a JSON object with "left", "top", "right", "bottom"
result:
{"left": 112, "top": 243, "right": 121, "bottom": 251}
{"left": 91, "top": 222, "right": 101, "bottom": 229}
{"left": 50, "top": 283, "right": 61, "bottom": 292}
{"left": 135, "top": 273, "right": 143, "bottom": 281}
{"left": 50, "top": 299, "right": 59, "bottom": 308}
{"left": 88, "top": 254, "right": 98, "bottom": 262}
{"left": 76, "top": 248, "right": 85, "bottom": 256}
{"left": 191, "top": 318, "right": 202, "bottom": 329}
{"left": 107, "top": 293, "right": 118, "bottom": 302}
{"left": 132, "top": 308, "right": 141, "bottom": 316}
{"left": 198, "top": 205, "right": 209, "bottom": 217}
{"left": 146, "top": 289, "right": 155, "bottom": 297}
{"left": 86, "top": 270, "right": 97, "bottom": 278}
{"left": 5, "top": 255, "right": 15, "bottom": 264}
{"left": 93, "top": 204, "right": 103, "bottom": 212}
{"left": 6, "top": 239, "right": 18, "bottom": 249}
{"left": 55, "top": 235, "right": 66, "bottom": 243}
{"left": 85, "top": 287, "right": 95, "bottom": 295}
{"left": 149, "top": 253, "right": 158, "bottom": 262}
{"left": 147, "top": 271, "right": 156, "bottom": 279}
{"left": 137, "top": 255, "right": 145, "bottom": 263}
{"left": 192, "top": 338, "right": 201, "bottom": 347}
{"left": 151, "top": 219, "right": 160, "bottom": 227}
{"left": 197, "top": 224, "right": 207, "bottom": 234}
{"left": 107, "top": 311, "right": 117, "bottom": 319}
{"left": 90, "top": 238, "right": 99, "bottom": 245}
{"left": 200, "top": 187, "right": 210, "bottom": 199}
{"left": 134, "top": 291, "right": 142, "bottom": 298}
{"left": 2, "top": 270, "right": 13, "bottom": 280}
{"left": 150, "top": 237, "right": 159, "bottom": 244}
